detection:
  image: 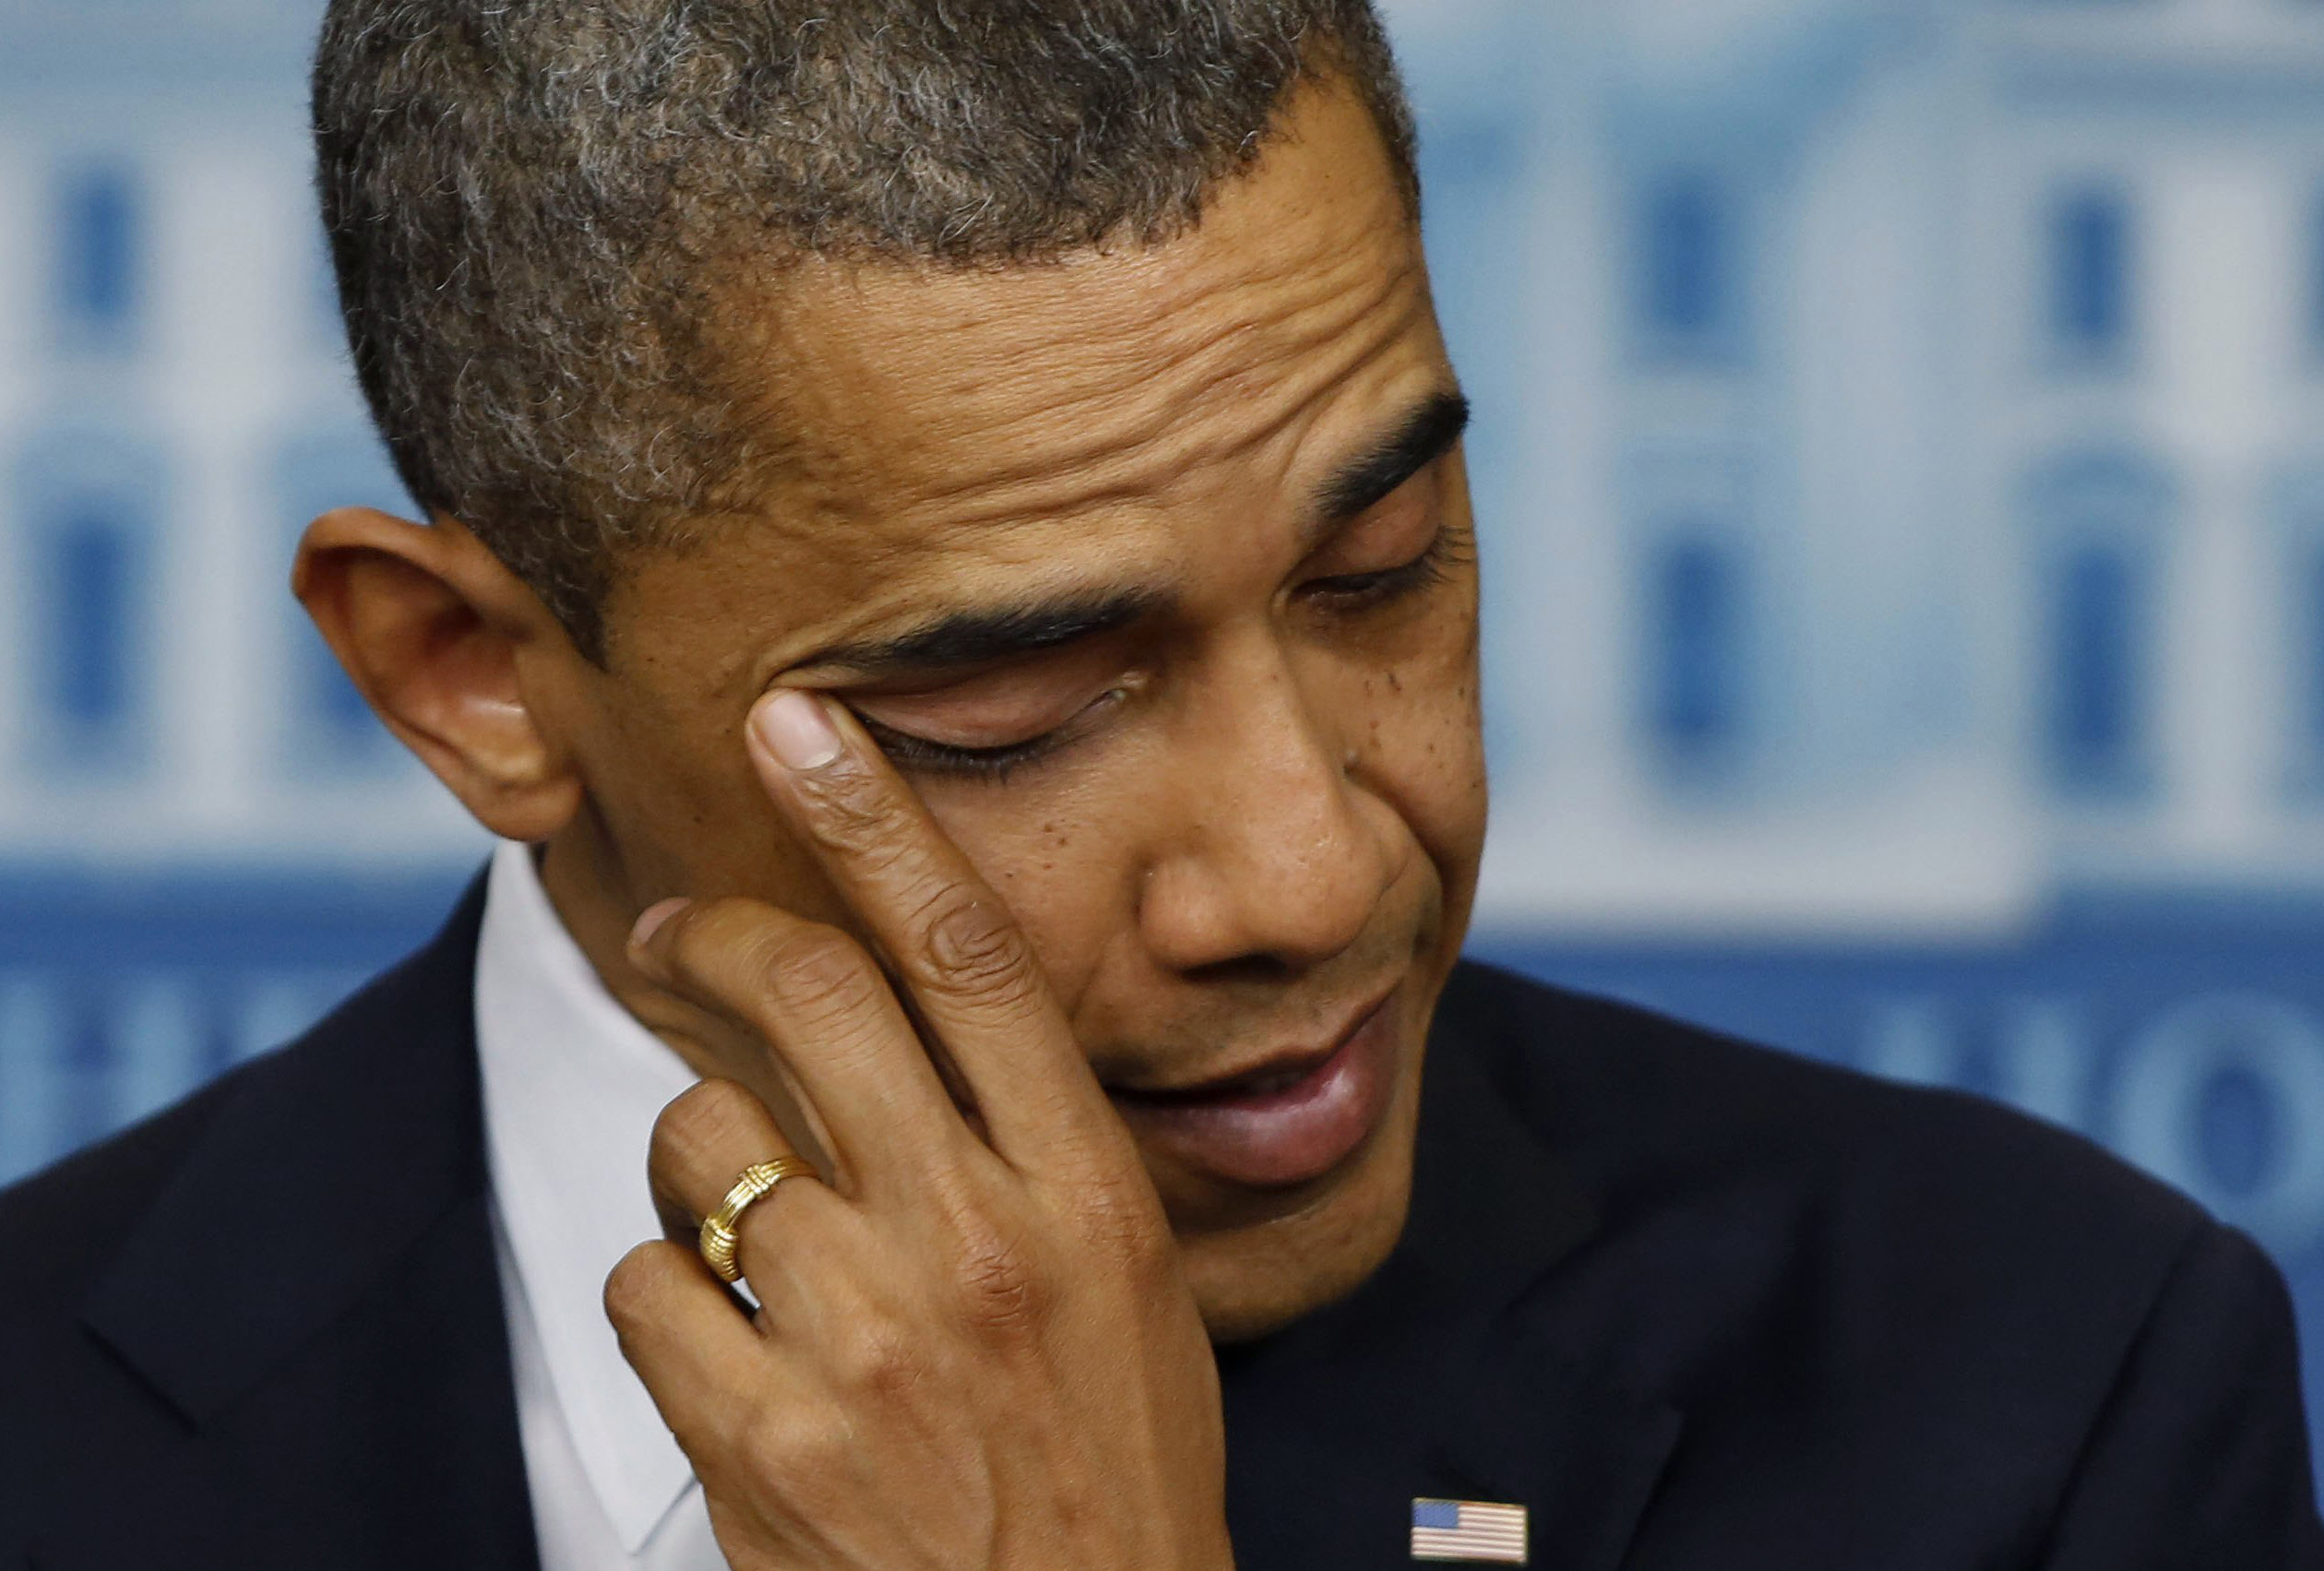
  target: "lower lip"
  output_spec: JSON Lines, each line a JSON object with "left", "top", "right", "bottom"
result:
{"left": 1109, "top": 995, "right": 1399, "bottom": 1189}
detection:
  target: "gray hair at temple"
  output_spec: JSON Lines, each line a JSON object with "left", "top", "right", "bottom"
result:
{"left": 310, "top": 0, "right": 1420, "bottom": 661}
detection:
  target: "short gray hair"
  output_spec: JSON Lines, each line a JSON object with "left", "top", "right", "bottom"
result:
{"left": 312, "top": 0, "right": 1418, "bottom": 660}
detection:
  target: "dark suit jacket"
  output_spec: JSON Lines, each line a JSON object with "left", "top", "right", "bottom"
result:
{"left": 4, "top": 881, "right": 2319, "bottom": 1569}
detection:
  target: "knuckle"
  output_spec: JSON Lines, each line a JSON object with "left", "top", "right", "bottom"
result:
{"left": 836, "top": 1316, "right": 926, "bottom": 1398}
{"left": 757, "top": 923, "right": 882, "bottom": 1028}
{"left": 602, "top": 1241, "right": 687, "bottom": 1333}
{"left": 733, "top": 1399, "right": 855, "bottom": 1511}
{"left": 650, "top": 1077, "right": 765, "bottom": 1190}
{"left": 793, "top": 763, "right": 899, "bottom": 855}
{"left": 657, "top": 899, "right": 849, "bottom": 1031}
{"left": 941, "top": 1207, "right": 1054, "bottom": 1338}
{"left": 917, "top": 890, "right": 1043, "bottom": 1011}
{"left": 960, "top": 1252, "right": 1049, "bottom": 1339}
{"left": 659, "top": 897, "right": 770, "bottom": 985}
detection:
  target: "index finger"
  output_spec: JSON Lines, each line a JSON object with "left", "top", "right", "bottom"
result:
{"left": 745, "top": 688, "right": 1135, "bottom": 1180}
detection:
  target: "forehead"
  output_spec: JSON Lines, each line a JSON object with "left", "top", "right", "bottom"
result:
{"left": 626, "top": 82, "right": 1444, "bottom": 679}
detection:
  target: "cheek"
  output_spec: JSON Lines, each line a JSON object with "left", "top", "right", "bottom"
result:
{"left": 1355, "top": 611, "right": 1488, "bottom": 878}
{"left": 915, "top": 780, "right": 1136, "bottom": 1014}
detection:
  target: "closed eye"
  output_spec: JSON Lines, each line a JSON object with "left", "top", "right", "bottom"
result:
{"left": 853, "top": 524, "right": 1472, "bottom": 784}
{"left": 1305, "top": 521, "right": 1472, "bottom": 609}
{"left": 848, "top": 688, "right": 1128, "bottom": 783}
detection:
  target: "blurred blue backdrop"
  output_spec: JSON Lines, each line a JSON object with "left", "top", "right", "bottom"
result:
{"left": 7, "top": 0, "right": 2324, "bottom": 1486}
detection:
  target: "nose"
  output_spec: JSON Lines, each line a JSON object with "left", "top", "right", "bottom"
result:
{"left": 1136, "top": 643, "right": 1400, "bottom": 976}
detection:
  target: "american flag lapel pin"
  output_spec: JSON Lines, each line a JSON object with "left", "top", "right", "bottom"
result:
{"left": 1411, "top": 1497, "right": 1529, "bottom": 1564}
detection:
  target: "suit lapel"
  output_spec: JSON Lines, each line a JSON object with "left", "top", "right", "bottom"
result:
{"left": 1220, "top": 976, "right": 1682, "bottom": 1569}
{"left": 50, "top": 877, "right": 540, "bottom": 1571}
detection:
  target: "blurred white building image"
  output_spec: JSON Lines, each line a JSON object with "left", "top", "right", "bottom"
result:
{"left": 1390, "top": 0, "right": 2324, "bottom": 931}
{"left": 0, "top": 0, "right": 467, "bottom": 870}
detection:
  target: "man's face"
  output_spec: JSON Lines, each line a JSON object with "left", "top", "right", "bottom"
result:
{"left": 548, "top": 81, "right": 1485, "bottom": 1340}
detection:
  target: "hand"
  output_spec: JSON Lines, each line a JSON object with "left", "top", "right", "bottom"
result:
{"left": 603, "top": 689, "right": 1234, "bottom": 1571}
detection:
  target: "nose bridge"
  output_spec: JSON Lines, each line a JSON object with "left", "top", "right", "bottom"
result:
{"left": 1138, "top": 632, "right": 1395, "bottom": 971}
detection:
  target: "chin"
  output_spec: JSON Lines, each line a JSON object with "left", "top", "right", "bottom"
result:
{"left": 1180, "top": 1141, "right": 1419, "bottom": 1345}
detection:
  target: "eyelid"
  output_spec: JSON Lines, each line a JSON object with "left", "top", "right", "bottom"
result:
{"left": 1305, "top": 460, "right": 1442, "bottom": 569}
{"left": 1306, "top": 518, "right": 1470, "bottom": 603}
{"left": 848, "top": 684, "right": 1131, "bottom": 783}
{"left": 835, "top": 627, "right": 1139, "bottom": 740}
{"left": 852, "top": 713, "right": 1060, "bottom": 780}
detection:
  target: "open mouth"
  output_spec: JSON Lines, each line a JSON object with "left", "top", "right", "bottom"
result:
{"left": 1103, "top": 988, "right": 1401, "bottom": 1189}
{"left": 1109, "top": 1043, "right": 1345, "bottom": 1106}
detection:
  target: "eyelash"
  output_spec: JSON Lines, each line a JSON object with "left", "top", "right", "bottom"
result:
{"left": 1304, "top": 520, "right": 1472, "bottom": 609}
{"left": 860, "top": 523, "right": 1472, "bottom": 783}
{"left": 853, "top": 708, "right": 1087, "bottom": 783}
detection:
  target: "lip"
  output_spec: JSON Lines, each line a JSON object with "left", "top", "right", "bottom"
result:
{"left": 1106, "top": 988, "right": 1400, "bottom": 1190}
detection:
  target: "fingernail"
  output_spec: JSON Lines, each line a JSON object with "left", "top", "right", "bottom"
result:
{"left": 752, "top": 690, "right": 844, "bottom": 772}
{"left": 630, "top": 898, "right": 689, "bottom": 952}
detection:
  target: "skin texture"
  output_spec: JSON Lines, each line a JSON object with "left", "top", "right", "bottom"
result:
{"left": 295, "top": 77, "right": 1485, "bottom": 1566}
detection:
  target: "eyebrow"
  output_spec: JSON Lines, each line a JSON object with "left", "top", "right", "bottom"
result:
{"left": 803, "top": 589, "right": 1165, "bottom": 681}
{"left": 801, "top": 388, "right": 1471, "bottom": 683}
{"left": 1309, "top": 388, "right": 1472, "bottom": 531}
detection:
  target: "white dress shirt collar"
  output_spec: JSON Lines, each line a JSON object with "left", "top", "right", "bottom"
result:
{"left": 473, "top": 840, "right": 702, "bottom": 1554}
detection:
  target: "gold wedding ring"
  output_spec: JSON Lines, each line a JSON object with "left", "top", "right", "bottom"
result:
{"left": 697, "top": 1157, "right": 818, "bottom": 1283}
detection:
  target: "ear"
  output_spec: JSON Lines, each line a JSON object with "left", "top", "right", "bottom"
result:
{"left": 292, "top": 506, "right": 586, "bottom": 843}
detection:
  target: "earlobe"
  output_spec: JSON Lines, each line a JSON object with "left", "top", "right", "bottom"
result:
{"left": 292, "top": 506, "right": 585, "bottom": 843}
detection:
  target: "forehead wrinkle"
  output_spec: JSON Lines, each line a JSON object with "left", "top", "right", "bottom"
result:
{"left": 733, "top": 119, "right": 1425, "bottom": 515}
{"left": 686, "top": 502, "right": 1174, "bottom": 696}
{"left": 628, "top": 240, "right": 1432, "bottom": 696}
{"left": 879, "top": 245, "right": 1433, "bottom": 530}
